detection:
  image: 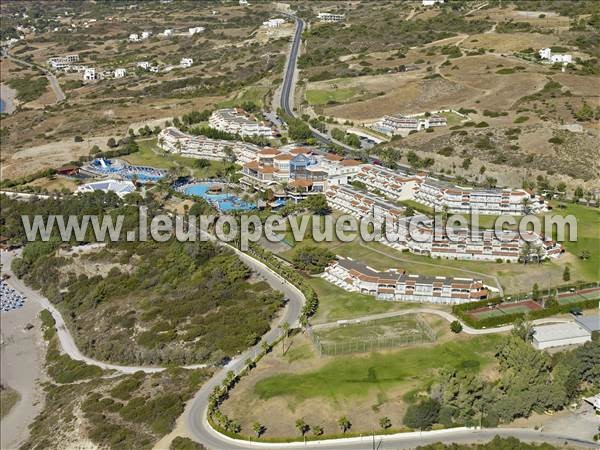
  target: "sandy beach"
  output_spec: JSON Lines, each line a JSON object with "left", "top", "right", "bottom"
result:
{"left": 0, "top": 254, "right": 47, "bottom": 449}
{"left": 0, "top": 83, "right": 17, "bottom": 114}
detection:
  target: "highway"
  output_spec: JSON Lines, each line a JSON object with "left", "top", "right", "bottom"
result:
{"left": 279, "top": 13, "right": 355, "bottom": 152}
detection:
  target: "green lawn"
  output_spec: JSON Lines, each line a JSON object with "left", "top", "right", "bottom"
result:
{"left": 218, "top": 86, "right": 270, "bottom": 108}
{"left": 255, "top": 334, "right": 502, "bottom": 401}
{"left": 305, "top": 88, "right": 358, "bottom": 106}
{"left": 544, "top": 202, "right": 600, "bottom": 280}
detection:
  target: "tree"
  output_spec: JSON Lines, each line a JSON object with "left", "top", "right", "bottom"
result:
{"left": 291, "top": 246, "right": 335, "bottom": 274}
{"left": 261, "top": 341, "right": 270, "bottom": 354}
{"left": 574, "top": 186, "right": 584, "bottom": 199}
{"left": 194, "top": 158, "right": 210, "bottom": 169}
{"left": 337, "top": 416, "right": 351, "bottom": 433}
{"left": 403, "top": 399, "right": 440, "bottom": 430}
{"left": 300, "top": 194, "right": 331, "bottom": 215}
{"left": 562, "top": 266, "right": 571, "bottom": 282}
{"left": 531, "top": 283, "right": 540, "bottom": 301}
{"left": 295, "top": 418, "right": 309, "bottom": 436}
{"left": 450, "top": 320, "right": 463, "bottom": 333}
{"left": 379, "top": 416, "right": 392, "bottom": 429}
{"left": 252, "top": 422, "right": 265, "bottom": 438}
{"left": 512, "top": 316, "right": 534, "bottom": 342}
{"left": 579, "top": 249, "right": 591, "bottom": 260}
{"left": 74, "top": 135, "right": 84, "bottom": 142}
{"left": 312, "top": 425, "right": 323, "bottom": 436}
{"left": 107, "top": 137, "right": 117, "bottom": 148}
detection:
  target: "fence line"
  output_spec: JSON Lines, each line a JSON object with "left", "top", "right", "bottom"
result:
{"left": 307, "top": 317, "right": 436, "bottom": 356}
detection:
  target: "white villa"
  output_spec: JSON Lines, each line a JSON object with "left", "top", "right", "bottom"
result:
{"left": 163, "top": 29, "right": 173, "bottom": 37}
{"left": 323, "top": 257, "right": 489, "bottom": 305}
{"left": 539, "top": 48, "right": 572, "bottom": 64}
{"left": 180, "top": 58, "right": 194, "bottom": 68}
{"left": 317, "top": 12, "right": 345, "bottom": 22}
{"left": 423, "top": 0, "right": 445, "bottom": 5}
{"left": 128, "top": 33, "right": 140, "bottom": 42}
{"left": 114, "top": 68, "right": 127, "bottom": 78}
{"left": 209, "top": 108, "right": 274, "bottom": 138}
{"left": 83, "top": 67, "right": 97, "bottom": 81}
{"left": 263, "top": 18, "right": 285, "bottom": 28}
{"left": 76, "top": 180, "right": 135, "bottom": 198}
{"left": 189, "top": 26, "right": 205, "bottom": 35}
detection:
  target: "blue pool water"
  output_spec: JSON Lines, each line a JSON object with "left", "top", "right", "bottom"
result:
{"left": 184, "top": 183, "right": 256, "bottom": 211}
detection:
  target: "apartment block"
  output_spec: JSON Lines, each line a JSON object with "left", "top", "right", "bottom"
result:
{"left": 317, "top": 12, "right": 345, "bottom": 22}
{"left": 158, "top": 127, "right": 261, "bottom": 162}
{"left": 209, "top": 108, "right": 274, "bottom": 138}
{"left": 323, "top": 257, "right": 489, "bottom": 305}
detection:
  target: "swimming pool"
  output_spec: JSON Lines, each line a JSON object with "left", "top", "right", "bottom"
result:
{"left": 183, "top": 183, "right": 256, "bottom": 212}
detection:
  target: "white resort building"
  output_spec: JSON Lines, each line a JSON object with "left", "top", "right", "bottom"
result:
{"left": 370, "top": 114, "right": 447, "bottom": 136}
{"left": 158, "top": 127, "right": 261, "bottom": 162}
{"left": 317, "top": 12, "right": 345, "bottom": 22}
{"left": 413, "top": 178, "right": 548, "bottom": 215}
{"left": 76, "top": 180, "right": 136, "bottom": 198}
{"left": 325, "top": 183, "right": 562, "bottom": 263}
{"left": 323, "top": 257, "right": 489, "bottom": 305}
{"left": 47, "top": 54, "right": 79, "bottom": 70}
{"left": 209, "top": 108, "right": 274, "bottom": 138}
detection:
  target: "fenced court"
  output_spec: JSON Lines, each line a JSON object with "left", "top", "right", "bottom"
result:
{"left": 468, "top": 299, "right": 541, "bottom": 321}
{"left": 308, "top": 315, "right": 436, "bottom": 356}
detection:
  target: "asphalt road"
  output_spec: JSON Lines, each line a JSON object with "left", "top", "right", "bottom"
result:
{"left": 278, "top": 13, "right": 355, "bottom": 152}
{"left": 3, "top": 50, "right": 66, "bottom": 103}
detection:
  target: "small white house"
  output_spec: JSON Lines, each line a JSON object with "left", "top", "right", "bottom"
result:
{"left": 539, "top": 47, "right": 572, "bottom": 64}
{"left": 263, "top": 18, "right": 285, "bottom": 28}
{"left": 423, "top": 0, "right": 444, "bottom": 5}
{"left": 114, "top": 68, "right": 127, "bottom": 78}
{"left": 239, "top": 0, "right": 249, "bottom": 5}
{"left": 141, "top": 31, "right": 152, "bottom": 40}
{"left": 128, "top": 33, "right": 140, "bottom": 42}
{"left": 83, "top": 68, "right": 96, "bottom": 81}
{"left": 180, "top": 58, "right": 193, "bottom": 68}
{"left": 163, "top": 28, "right": 173, "bottom": 37}
{"left": 137, "top": 61, "right": 150, "bottom": 70}
{"left": 189, "top": 26, "right": 205, "bottom": 35}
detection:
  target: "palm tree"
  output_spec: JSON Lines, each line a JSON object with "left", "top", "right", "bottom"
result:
{"left": 521, "top": 197, "right": 532, "bottom": 215}
{"left": 312, "top": 425, "right": 324, "bottom": 436}
{"left": 337, "top": 416, "right": 351, "bottom": 434}
{"left": 261, "top": 341, "right": 270, "bottom": 355}
{"left": 520, "top": 241, "right": 533, "bottom": 265}
{"left": 379, "top": 416, "right": 392, "bottom": 430}
{"left": 252, "top": 422, "right": 265, "bottom": 438}
{"left": 295, "top": 418, "right": 309, "bottom": 436}
{"left": 579, "top": 249, "right": 591, "bottom": 260}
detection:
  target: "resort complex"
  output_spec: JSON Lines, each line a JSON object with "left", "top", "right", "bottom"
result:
{"left": 2, "top": 2, "right": 599, "bottom": 449}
